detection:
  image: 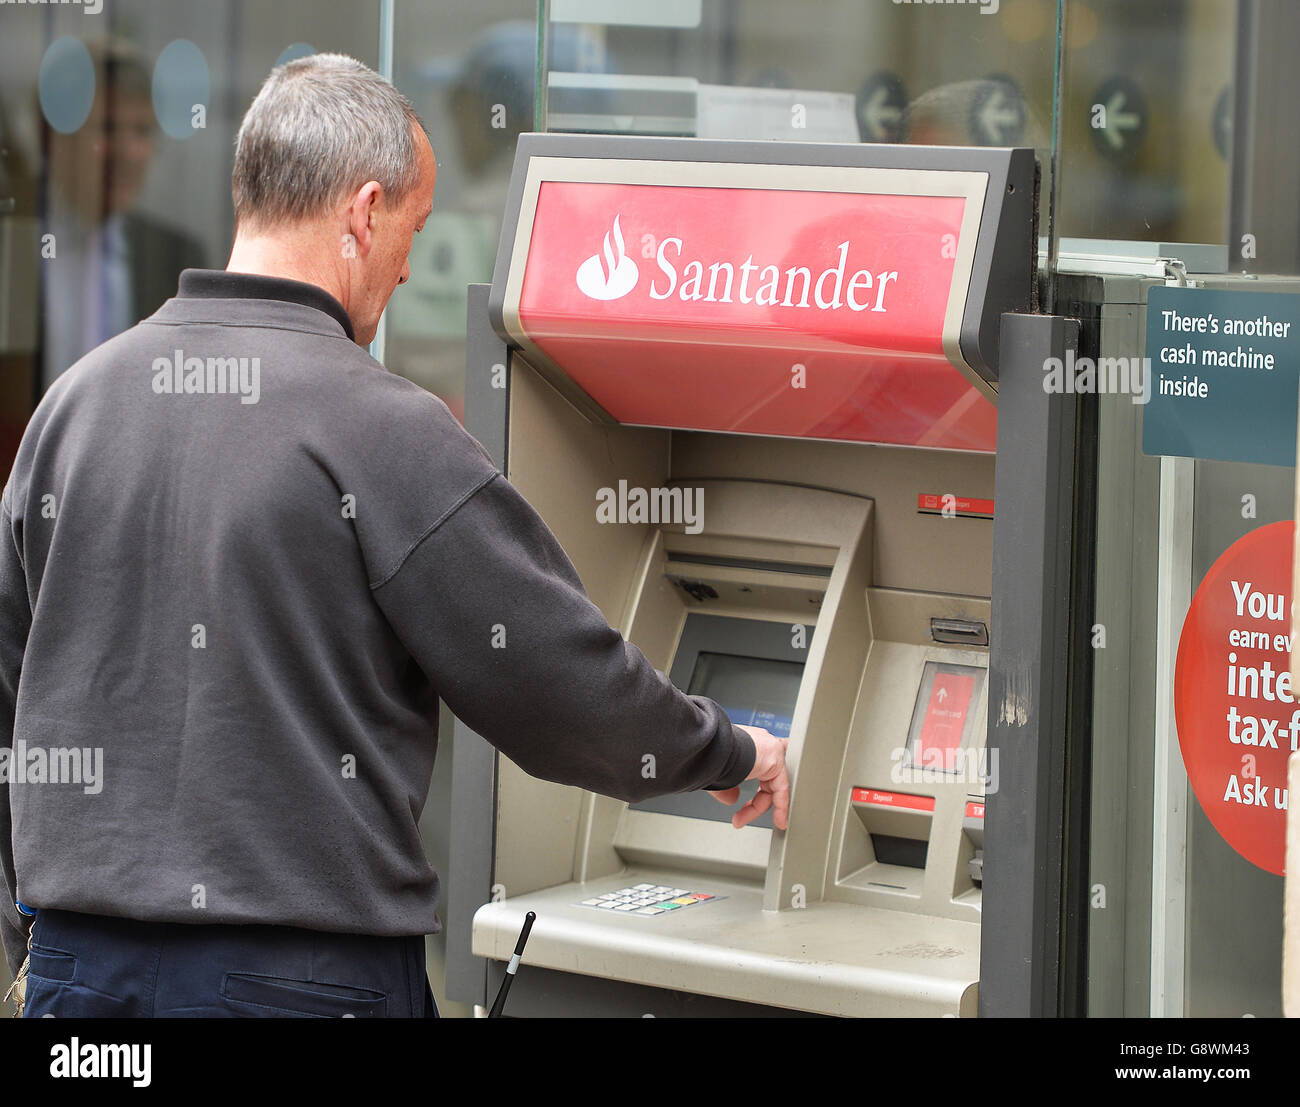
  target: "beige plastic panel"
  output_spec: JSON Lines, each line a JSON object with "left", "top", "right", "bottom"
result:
{"left": 472, "top": 876, "right": 979, "bottom": 1017}
{"left": 494, "top": 360, "right": 669, "bottom": 897}
{"left": 583, "top": 480, "right": 870, "bottom": 891}
{"left": 868, "top": 588, "right": 991, "bottom": 648}
{"left": 671, "top": 433, "right": 994, "bottom": 597}
{"left": 764, "top": 495, "right": 872, "bottom": 911}
{"left": 614, "top": 811, "right": 772, "bottom": 879}
{"left": 484, "top": 358, "right": 991, "bottom": 1013}
{"left": 829, "top": 626, "right": 989, "bottom": 925}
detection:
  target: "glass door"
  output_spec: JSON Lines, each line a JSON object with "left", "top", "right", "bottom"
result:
{"left": 1065, "top": 0, "right": 1297, "bottom": 1017}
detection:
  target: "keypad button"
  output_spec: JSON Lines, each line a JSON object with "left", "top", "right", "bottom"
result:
{"left": 579, "top": 885, "right": 716, "bottom": 912}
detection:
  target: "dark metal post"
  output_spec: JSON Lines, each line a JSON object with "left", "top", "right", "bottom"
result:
{"left": 980, "top": 312, "right": 1080, "bottom": 1017}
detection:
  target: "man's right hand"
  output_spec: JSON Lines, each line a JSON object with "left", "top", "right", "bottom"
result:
{"left": 707, "top": 724, "right": 790, "bottom": 831}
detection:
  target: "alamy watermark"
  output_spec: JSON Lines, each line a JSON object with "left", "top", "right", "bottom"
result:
{"left": 1042, "top": 350, "right": 1152, "bottom": 404}
{"left": 152, "top": 349, "right": 260, "bottom": 405}
{"left": 890, "top": 744, "right": 999, "bottom": 794}
{"left": 0, "top": 741, "right": 103, "bottom": 794}
{"left": 596, "top": 480, "right": 703, "bottom": 535}
{"left": 49, "top": 1039, "right": 150, "bottom": 1087}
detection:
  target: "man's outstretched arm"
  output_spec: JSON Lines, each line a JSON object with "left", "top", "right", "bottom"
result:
{"left": 371, "top": 471, "right": 788, "bottom": 813}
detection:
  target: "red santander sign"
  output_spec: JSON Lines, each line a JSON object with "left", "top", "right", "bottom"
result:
{"left": 503, "top": 175, "right": 994, "bottom": 451}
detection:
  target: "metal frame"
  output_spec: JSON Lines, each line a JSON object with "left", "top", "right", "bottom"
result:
{"left": 979, "top": 312, "right": 1081, "bottom": 1018}
{"left": 1150, "top": 455, "right": 1193, "bottom": 1016}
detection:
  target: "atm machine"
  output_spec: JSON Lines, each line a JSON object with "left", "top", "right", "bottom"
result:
{"left": 446, "top": 134, "right": 1083, "bottom": 1017}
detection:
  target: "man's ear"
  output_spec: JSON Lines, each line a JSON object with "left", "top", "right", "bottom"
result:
{"left": 345, "top": 180, "right": 384, "bottom": 258}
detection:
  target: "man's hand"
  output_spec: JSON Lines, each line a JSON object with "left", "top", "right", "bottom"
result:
{"left": 707, "top": 724, "right": 790, "bottom": 830}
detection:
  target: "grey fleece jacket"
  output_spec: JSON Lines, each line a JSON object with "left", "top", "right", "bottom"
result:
{"left": 0, "top": 269, "right": 754, "bottom": 976}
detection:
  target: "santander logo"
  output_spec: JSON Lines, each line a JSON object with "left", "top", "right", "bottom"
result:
{"left": 573, "top": 211, "right": 902, "bottom": 315}
{"left": 575, "top": 215, "right": 639, "bottom": 300}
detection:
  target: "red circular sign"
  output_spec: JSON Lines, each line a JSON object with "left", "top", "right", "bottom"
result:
{"left": 1175, "top": 521, "right": 1294, "bottom": 875}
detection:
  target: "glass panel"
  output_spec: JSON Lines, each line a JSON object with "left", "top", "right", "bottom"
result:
{"left": 385, "top": 0, "right": 539, "bottom": 1022}
{"left": 0, "top": 0, "right": 387, "bottom": 1006}
{"left": 688, "top": 652, "right": 805, "bottom": 739}
{"left": 1072, "top": 0, "right": 1300, "bottom": 1017}
{"left": 0, "top": 0, "right": 382, "bottom": 480}
{"left": 537, "top": 0, "right": 1059, "bottom": 194}
{"left": 1055, "top": 0, "right": 1234, "bottom": 249}
{"left": 384, "top": 1, "right": 539, "bottom": 421}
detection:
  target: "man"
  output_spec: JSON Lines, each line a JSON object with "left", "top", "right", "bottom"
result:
{"left": 39, "top": 38, "right": 208, "bottom": 393}
{"left": 0, "top": 53, "right": 788, "bottom": 1018}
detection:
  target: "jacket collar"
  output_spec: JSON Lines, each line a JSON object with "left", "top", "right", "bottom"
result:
{"left": 173, "top": 269, "right": 356, "bottom": 341}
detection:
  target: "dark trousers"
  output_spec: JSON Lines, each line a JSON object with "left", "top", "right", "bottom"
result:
{"left": 21, "top": 908, "right": 438, "bottom": 1018}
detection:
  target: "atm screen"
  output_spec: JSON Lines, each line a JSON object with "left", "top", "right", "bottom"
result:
{"left": 688, "top": 652, "right": 803, "bottom": 739}
{"left": 630, "top": 637, "right": 805, "bottom": 828}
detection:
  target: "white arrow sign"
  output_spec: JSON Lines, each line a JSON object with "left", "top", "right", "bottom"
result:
{"left": 861, "top": 86, "right": 902, "bottom": 139}
{"left": 976, "top": 85, "right": 1021, "bottom": 144}
{"left": 1102, "top": 90, "right": 1141, "bottom": 150}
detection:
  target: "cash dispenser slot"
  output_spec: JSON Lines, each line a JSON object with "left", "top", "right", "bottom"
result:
{"left": 844, "top": 788, "right": 934, "bottom": 896}
{"left": 663, "top": 552, "right": 835, "bottom": 578}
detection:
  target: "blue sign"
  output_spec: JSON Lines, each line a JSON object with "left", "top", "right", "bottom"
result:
{"left": 1142, "top": 286, "right": 1300, "bottom": 467}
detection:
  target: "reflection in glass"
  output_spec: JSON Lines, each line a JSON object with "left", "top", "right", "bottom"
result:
{"left": 151, "top": 38, "right": 210, "bottom": 141}
{"left": 38, "top": 36, "right": 96, "bottom": 136}
{"left": 40, "top": 38, "right": 207, "bottom": 391}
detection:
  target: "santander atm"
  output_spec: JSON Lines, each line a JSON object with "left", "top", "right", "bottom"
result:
{"left": 447, "top": 134, "right": 1073, "bottom": 1017}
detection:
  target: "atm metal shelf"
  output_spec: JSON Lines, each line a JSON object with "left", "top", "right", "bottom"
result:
{"left": 473, "top": 870, "right": 980, "bottom": 1018}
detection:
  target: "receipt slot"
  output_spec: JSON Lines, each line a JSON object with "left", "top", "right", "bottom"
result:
{"left": 446, "top": 134, "right": 1082, "bottom": 1017}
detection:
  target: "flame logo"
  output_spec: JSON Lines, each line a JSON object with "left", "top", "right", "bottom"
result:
{"left": 576, "top": 215, "right": 639, "bottom": 301}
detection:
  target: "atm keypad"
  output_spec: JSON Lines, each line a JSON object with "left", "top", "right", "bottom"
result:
{"left": 578, "top": 884, "right": 719, "bottom": 916}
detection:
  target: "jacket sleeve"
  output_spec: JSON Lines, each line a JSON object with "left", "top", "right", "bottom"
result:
{"left": 0, "top": 486, "right": 32, "bottom": 978}
{"left": 371, "top": 472, "right": 755, "bottom": 803}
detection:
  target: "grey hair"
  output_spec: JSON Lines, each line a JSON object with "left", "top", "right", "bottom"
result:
{"left": 232, "top": 53, "right": 429, "bottom": 230}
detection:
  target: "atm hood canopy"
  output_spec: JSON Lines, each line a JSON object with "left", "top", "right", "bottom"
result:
{"left": 489, "top": 133, "right": 1035, "bottom": 452}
